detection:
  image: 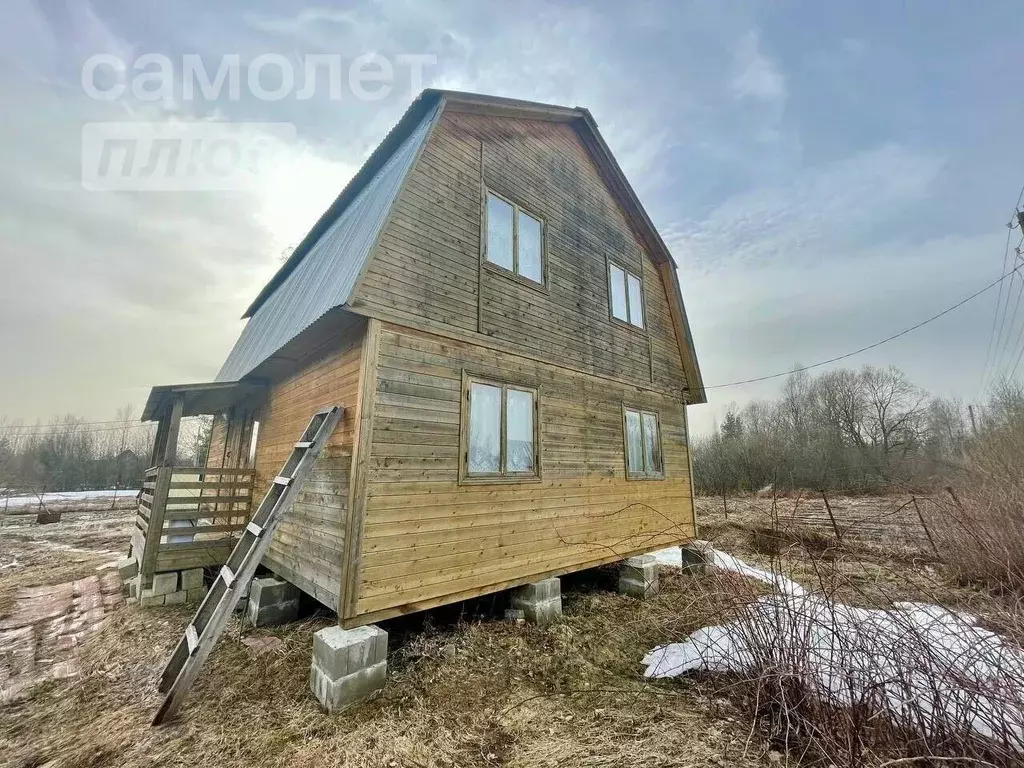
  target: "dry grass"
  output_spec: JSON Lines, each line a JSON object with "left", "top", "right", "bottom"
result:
{"left": 1, "top": 566, "right": 766, "bottom": 768}
{"left": 0, "top": 507, "right": 128, "bottom": 616}
{"left": 4, "top": 495, "right": 1021, "bottom": 767}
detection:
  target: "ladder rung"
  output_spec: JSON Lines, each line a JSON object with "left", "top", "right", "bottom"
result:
{"left": 185, "top": 625, "right": 199, "bottom": 655}
{"left": 273, "top": 475, "right": 292, "bottom": 487}
{"left": 295, "top": 441, "right": 313, "bottom": 449}
{"left": 245, "top": 521, "right": 263, "bottom": 537}
{"left": 220, "top": 565, "right": 235, "bottom": 587}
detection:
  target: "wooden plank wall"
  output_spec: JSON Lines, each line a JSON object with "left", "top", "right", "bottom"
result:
{"left": 350, "top": 109, "right": 688, "bottom": 393}
{"left": 248, "top": 320, "right": 366, "bottom": 610}
{"left": 352, "top": 323, "right": 694, "bottom": 623}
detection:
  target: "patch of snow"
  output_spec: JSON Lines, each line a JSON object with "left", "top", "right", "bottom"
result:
{"left": 650, "top": 547, "right": 684, "bottom": 568}
{"left": 649, "top": 541, "right": 805, "bottom": 595}
{"left": 0, "top": 489, "right": 131, "bottom": 509}
{"left": 643, "top": 547, "right": 1024, "bottom": 750}
{"left": 0, "top": 560, "right": 21, "bottom": 570}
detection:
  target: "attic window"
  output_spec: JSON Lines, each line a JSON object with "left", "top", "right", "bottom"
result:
{"left": 485, "top": 192, "right": 544, "bottom": 285}
{"left": 608, "top": 262, "right": 644, "bottom": 329}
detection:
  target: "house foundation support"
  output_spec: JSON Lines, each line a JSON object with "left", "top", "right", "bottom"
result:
{"left": 127, "top": 567, "right": 207, "bottom": 607}
{"left": 310, "top": 625, "right": 388, "bottom": 713}
{"left": 510, "top": 578, "right": 562, "bottom": 625}
{"left": 618, "top": 555, "right": 660, "bottom": 599}
{"left": 247, "top": 576, "right": 300, "bottom": 626}
{"left": 680, "top": 542, "right": 708, "bottom": 574}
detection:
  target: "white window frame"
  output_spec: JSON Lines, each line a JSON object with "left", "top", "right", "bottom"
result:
{"left": 607, "top": 260, "right": 645, "bottom": 329}
{"left": 483, "top": 190, "right": 546, "bottom": 287}
{"left": 460, "top": 372, "right": 542, "bottom": 484}
{"left": 622, "top": 406, "right": 664, "bottom": 479}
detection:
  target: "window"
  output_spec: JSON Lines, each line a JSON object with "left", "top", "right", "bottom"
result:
{"left": 463, "top": 376, "right": 540, "bottom": 481}
{"left": 623, "top": 407, "right": 663, "bottom": 478}
{"left": 608, "top": 262, "right": 644, "bottom": 328}
{"left": 484, "top": 192, "right": 544, "bottom": 285}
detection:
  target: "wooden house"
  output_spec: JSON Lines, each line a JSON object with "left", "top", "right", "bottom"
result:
{"left": 132, "top": 90, "right": 705, "bottom": 628}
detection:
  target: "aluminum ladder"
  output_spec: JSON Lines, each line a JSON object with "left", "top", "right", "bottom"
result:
{"left": 152, "top": 406, "right": 343, "bottom": 726}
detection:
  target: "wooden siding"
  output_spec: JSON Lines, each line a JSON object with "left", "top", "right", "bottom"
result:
{"left": 349, "top": 109, "right": 688, "bottom": 396}
{"left": 248, "top": 320, "right": 367, "bottom": 610}
{"left": 350, "top": 323, "right": 695, "bottom": 623}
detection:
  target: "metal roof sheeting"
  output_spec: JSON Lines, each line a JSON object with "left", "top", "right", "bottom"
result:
{"left": 216, "top": 102, "right": 440, "bottom": 382}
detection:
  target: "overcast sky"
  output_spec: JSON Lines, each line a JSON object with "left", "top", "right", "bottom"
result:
{"left": 1, "top": 0, "right": 1021, "bottom": 435}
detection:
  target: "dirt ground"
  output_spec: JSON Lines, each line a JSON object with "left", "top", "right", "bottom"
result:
{"left": 0, "top": 495, "right": 1006, "bottom": 768}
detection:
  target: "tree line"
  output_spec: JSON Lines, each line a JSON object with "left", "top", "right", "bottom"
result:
{"left": 691, "top": 364, "right": 983, "bottom": 496}
{"left": 0, "top": 407, "right": 212, "bottom": 498}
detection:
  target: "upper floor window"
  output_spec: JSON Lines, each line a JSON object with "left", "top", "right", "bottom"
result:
{"left": 485, "top": 192, "right": 544, "bottom": 285}
{"left": 462, "top": 375, "right": 540, "bottom": 482}
{"left": 608, "top": 262, "right": 644, "bottom": 329}
{"left": 623, "top": 407, "right": 663, "bottom": 479}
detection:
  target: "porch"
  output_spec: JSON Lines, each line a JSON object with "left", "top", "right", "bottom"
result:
{"left": 131, "top": 380, "right": 266, "bottom": 588}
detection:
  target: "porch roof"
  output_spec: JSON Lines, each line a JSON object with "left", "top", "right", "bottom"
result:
{"left": 141, "top": 380, "right": 267, "bottom": 422}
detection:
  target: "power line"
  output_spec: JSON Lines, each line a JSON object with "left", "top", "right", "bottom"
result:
{"left": 991, "top": 233, "right": 1024, "bottom": 388}
{"left": 977, "top": 184, "right": 1024, "bottom": 396}
{"left": 705, "top": 265, "right": 1021, "bottom": 391}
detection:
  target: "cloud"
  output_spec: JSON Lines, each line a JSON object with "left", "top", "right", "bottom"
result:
{"left": 732, "top": 30, "right": 786, "bottom": 104}
{"left": 667, "top": 143, "right": 947, "bottom": 272}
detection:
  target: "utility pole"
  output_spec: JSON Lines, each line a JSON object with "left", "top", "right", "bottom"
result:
{"left": 968, "top": 404, "right": 978, "bottom": 437}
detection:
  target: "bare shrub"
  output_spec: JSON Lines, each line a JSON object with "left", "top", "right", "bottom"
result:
{"left": 647, "top": 518, "right": 1024, "bottom": 767}
{"left": 929, "top": 381, "right": 1024, "bottom": 592}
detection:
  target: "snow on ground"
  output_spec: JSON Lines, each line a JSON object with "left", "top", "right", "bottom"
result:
{"left": 650, "top": 542, "right": 806, "bottom": 595}
{"left": 0, "top": 489, "right": 132, "bottom": 509}
{"left": 645, "top": 544, "right": 1024, "bottom": 750}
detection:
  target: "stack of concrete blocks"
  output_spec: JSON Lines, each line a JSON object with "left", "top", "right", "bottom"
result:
{"left": 679, "top": 541, "right": 709, "bottom": 574}
{"left": 509, "top": 577, "right": 562, "bottom": 625}
{"left": 310, "top": 625, "right": 388, "bottom": 713}
{"left": 618, "top": 555, "right": 660, "bottom": 599}
{"left": 118, "top": 558, "right": 208, "bottom": 607}
{"left": 246, "top": 576, "right": 300, "bottom": 626}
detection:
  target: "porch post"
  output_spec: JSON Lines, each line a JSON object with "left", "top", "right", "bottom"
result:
{"left": 140, "top": 395, "right": 184, "bottom": 585}
{"left": 150, "top": 415, "right": 170, "bottom": 468}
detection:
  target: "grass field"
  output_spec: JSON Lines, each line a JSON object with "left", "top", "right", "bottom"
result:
{"left": 0, "top": 495, "right": 1014, "bottom": 767}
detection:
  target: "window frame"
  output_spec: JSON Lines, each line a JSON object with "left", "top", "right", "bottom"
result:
{"left": 622, "top": 405, "right": 665, "bottom": 480}
{"left": 606, "top": 258, "right": 646, "bottom": 331}
{"left": 482, "top": 189, "right": 547, "bottom": 290}
{"left": 460, "top": 370, "right": 542, "bottom": 485}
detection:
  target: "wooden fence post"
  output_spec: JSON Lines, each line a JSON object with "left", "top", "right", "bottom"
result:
{"left": 912, "top": 496, "right": 940, "bottom": 557}
{"left": 822, "top": 492, "right": 843, "bottom": 545}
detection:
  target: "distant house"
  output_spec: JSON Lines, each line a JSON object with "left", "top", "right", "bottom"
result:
{"left": 131, "top": 90, "right": 705, "bottom": 628}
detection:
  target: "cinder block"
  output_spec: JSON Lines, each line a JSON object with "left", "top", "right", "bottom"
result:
{"left": 619, "top": 555, "right": 660, "bottom": 599}
{"left": 151, "top": 572, "right": 178, "bottom": 596}
{"left": 164, "top": 590, "right": 187, "bottom": 606}
{"left": 310, "top": 660, "right": 386, "bottom": 713}
{"left": 510, "top": 578, "right": 562, "bottom": 625}
{"left": 117, "top": 557, "right": 139, "bottom": 581}
{"left": 187, "top": 587, "right": 208, "bottom": 603}
{"left": 313, "top": 625, "right": 388, "bottom": 682}
{"left": 680, "top": 545, "right": 707, "bottom": 574}
{"left": 139, "top": 592, "right": 165, "bottom": 608}
{"left": 247, "top": 577, "right": 300, "bottom": 627}
{"left": 180, "top": 568, "right": 204, "bottom": 590}
{"left": 126, "top": 576, "right": 140, "bottom": 599}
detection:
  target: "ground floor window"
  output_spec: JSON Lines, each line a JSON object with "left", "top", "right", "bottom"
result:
{"left": 623, "top": 407, "right": 664, "bottom": 479}
{"left": 462, "top": 375, "right": 540, "bottom": 482}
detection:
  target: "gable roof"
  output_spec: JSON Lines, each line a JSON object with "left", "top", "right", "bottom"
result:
{"left": 217, "top": 89, "right": 705, "bottom": 403}
{"left": 216, "top": 98, "right": 441, "bottom": 382}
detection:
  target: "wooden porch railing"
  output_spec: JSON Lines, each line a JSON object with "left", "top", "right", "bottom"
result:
{"left": 134, "top": 466, "right": 256, "bottom": 582}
